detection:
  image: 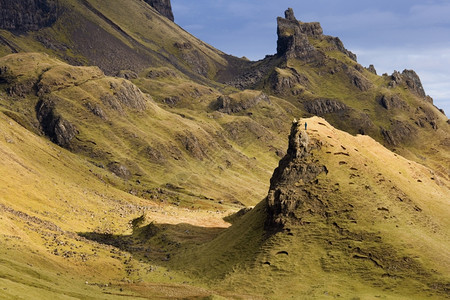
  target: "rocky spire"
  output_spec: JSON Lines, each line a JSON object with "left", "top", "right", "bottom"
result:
{"left": 285, "top": 7, "right": 296, "bottom": 21}
{"left": 265, "top": 120, "right": 328, "bottom": 230}
{"left": 276, "top": 8, "right": 356, "bottom": 62}
{"left": 276, "top": 8, "right": 323, "bottom": 61}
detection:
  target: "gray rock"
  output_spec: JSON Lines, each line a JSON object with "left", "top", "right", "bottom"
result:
{"left": 36, "top": 97, "right": 78, "bottom": 148}
{"left": 0, "top": 0, "right": 59, "bottom": 31}
{"left": 304, "top": 99, "right": 348, "bottom": 115}
{"left": 143, "top": 0, "right": 174, "bottom": 21}
{"left": 367, "top": 64, "right": 377, "bottom": 75}
{"left": 265, "top": 121, "right": 328, "bottom": 230}
{"left": 402, "top": 69, "right": 426, "bottom": 98}
{"left": 381, "top": 120, "right": 416, "bottom": 146}
{"left": 379, "top": 94, "right": 408, "bottom": 111}
{"left": 108, "top": 162, "right": 132, "bottom": 179}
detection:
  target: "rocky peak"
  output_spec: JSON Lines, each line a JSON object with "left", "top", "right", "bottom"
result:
{"left": 389, "top": 69, "right": 429, "bottom": 101}
{"left": 401, "top": 69, "right": 426, "bottom": 98}
{"left": 284, "top": 7, "right": 296, "bottom": 21}
{"left": 276, "top": 9, "right": 321, "bottom": 61}
{"left": 144, "top": 0, "right": 174, "bottom": 21}
{"left": 265, "top": 120, "right": 328, "bottom": 230}
{"left": 276, "top": 8, "right": 355, "bottom": 62}
{"left": 0, "top": 0, "right": 59, "bottom": 31}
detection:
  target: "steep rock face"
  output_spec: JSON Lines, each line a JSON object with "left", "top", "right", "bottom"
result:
{"left": 276, "top": 9, "right": 322, "bottom": 62}
{"left": 144, "top": 0, "right": 174, "bottom": 21}
{"left": 0, "top": 0, "right": 59, "bottom": 31}
{"left": 401, "top": 69, "right": 426, "bottom": 98}
{"left": 266, "top": 121, "right": 328, "bottom": 229}
{"left": 304, "top": 98, "right": 348, "bottom": 115}
{"left": 389, "top": 69, "right": 429, "bottom": 101}
{"left": 276, "top": 8, "right": 355, "bottom": 62}
{"left": 36, "top": 97, "right": 78, "bottom": 149}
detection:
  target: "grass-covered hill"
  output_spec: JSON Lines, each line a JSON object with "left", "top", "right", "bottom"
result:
{"left": 0, "top": 0, "right": 231, "bottom": 81}
{"left": 0, "top": 1, "right": 449, "bottom": 299}
{"left": 172, "top": 118, "right": 449, "bottom": 299}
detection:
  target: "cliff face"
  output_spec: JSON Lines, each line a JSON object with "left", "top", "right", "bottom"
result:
{"left": 0, "top": 0, "right": 59, "bottom": 31}
{"left": 266, "top": 120, "right": 328, "bottom": 230}
{"left": 276, "top": 8, "right": 356, "bottom": 61}
{"left": 144, "top": 0, "right": 174, "bottom": 21}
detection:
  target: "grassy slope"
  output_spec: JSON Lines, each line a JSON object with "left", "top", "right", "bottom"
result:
{"left": 0, "top": 110, "right": 236, "bottom": 299}
{"left": 261, "top": 37, "right": 450, "bottom": 179}
{"left": 173, "top": 117, "right": 449, "bottom": 299}
{"left": 1, "top": 52, "right": 299, "bottom": 208}
{"left": 0, "top": 4, "right": 448, "bottom": 299}
{"left": 0, "top": 0, "right": 229, "bottom": 80}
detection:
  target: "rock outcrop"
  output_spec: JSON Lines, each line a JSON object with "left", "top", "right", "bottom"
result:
{"left": 144, "top": 0, "right": 174, "bottom": 21}
{"left": 304, "top": 99, "right": 348, "bottom": 115}
{"left": 0, "top": 0, "right": 59, "bottom": 31}
{"left": 276, "top": 8, "right": 355, "bottom": 62}
{"left": 381, "top": 120, "right": 416, "bottom": 146}
{"left": 378, "top": 94, "right": 408, "bottom": 111}
{"left": 266, "top": 120, "right": 328, "bottom": 230}
{"left": 36, "top": 97, "right": 78, "bottom": 148}
{"left": 389, "top": 69, "right": 429, "bottom": 101}
{"left": 401, "top": 69, "right": 426, "bottom": 98}
{"left": 216, "top": 92, "right": 270, "bottom": 114}
{"left": 276, "top": 8, "right": 322, "bottom": 62}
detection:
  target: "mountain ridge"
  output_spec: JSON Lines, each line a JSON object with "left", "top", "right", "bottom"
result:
{"left": 0, "top": 2, "right": 449, "bottom": 299}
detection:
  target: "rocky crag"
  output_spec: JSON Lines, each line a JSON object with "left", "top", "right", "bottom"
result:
{"left": 0, "top": 0, "right": 59, "bottom": 31}
{"left": 144, "top": 0, "right": 174, "bottom": 21}
{"left": 266, "top": 120, "right": 328, "bottom": 229}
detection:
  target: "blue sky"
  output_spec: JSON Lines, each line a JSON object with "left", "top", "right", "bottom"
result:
{"left": 172, "top": 0, "right": 450, "bottom": 115}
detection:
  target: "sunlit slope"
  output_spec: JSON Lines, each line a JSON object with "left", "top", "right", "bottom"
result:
{"left": 0, "top": 110, "right": 236, "bottom": 299}
{"left": 174, "top": 117, "right": 450, "bottom": 299}
{"left": 0, "top": 0, "right": 231, "bottom": 80}
{"left": 0, "top": 52, "right": 300, "bottom": 207}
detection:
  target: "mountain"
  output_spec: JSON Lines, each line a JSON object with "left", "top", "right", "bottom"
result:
{"left": 0, "top": 2, "right": 448, "bottom": 299}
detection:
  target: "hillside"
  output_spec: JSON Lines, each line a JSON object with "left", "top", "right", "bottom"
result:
{"left": 0, "top": 1, "right": 449, "bottom": 299}
{"left": 172, "top": 118, "right": 450, "bottom": 299}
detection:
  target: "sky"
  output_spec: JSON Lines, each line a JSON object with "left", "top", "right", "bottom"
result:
{"left": 171, "top": 0, "right": 450, "bottom": 115}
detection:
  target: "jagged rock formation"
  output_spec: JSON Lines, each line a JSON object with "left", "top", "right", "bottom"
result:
{"left": 266, "top": 120, "right": 328, "bottom": 229}
{"left": 0, "top": 0, "right": 59, "bottom": 31}
{"left": 216, "top": 92, "right": 270, "bottom": 114}
{"left": 36, "top": 96, "right": 78, "bottom": 148}
{"left": 378, "top": 94, "right": 408, "bottom": 110}
{"left": 144, "top": 0, "right": 174, "bottom": 21}
{"left": 389, "top": 70, "right": 429, "bottom": 100}
{"left": 304, "top": 98, "right": 348, "bottom": 115}
{"left": 276, "top": 8, "right": 355, "bottom": 62}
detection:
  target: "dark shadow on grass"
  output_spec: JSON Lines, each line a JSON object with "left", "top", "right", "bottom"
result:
{"left": 78, "top": 221, "right": 227, "bottom": 262}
